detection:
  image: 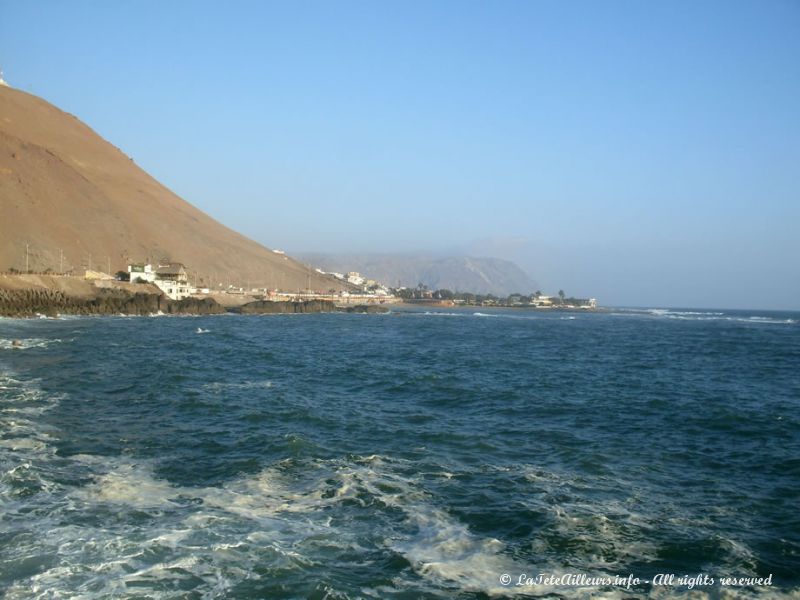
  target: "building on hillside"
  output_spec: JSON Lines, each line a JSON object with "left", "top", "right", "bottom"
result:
{"left": 128, "top": 263, "right": 156, "bottom": 283}
{"left": 154, "top": 263, "right": 191, "bottom": 300}
{"left": 156, "top": 263, "right": 188, "bottom": 282}
{"left": 346, "top": 271, "right": 365, "bottom": 286}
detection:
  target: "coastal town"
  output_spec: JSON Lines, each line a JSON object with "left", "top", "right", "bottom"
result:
{"left": 2, "top": 251, "right": 598, "bottom": 315}
{"left": 118, "top": 260, "right": 597, "bottom": 310}
{"left": 121, "top": 261, "right": 399, "bottom": 306}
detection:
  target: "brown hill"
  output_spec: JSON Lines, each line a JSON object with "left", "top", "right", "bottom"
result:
{"left": 0, "top": 84, "right": 347, "bottom": 292}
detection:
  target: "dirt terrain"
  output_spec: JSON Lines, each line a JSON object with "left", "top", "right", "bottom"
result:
{"left": 0, "top": 85, "right": 347, "bottom": 292}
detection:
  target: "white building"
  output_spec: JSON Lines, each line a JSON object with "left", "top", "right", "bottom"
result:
{"left": 153, "top": 263, "right": 191, "bottom": 300}
{"left": 346, "top": 271, "right": 365, "bottom": 286}
{"left": 128, "top": 263, "right": 156, "bottom": 283}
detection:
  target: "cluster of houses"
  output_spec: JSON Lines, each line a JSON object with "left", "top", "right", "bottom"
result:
{"left": 124, "top": 263, "right": 397, "bottom": 304}
{"left": 317, "top": 270, "right": 394, "bottom": 297}
{"left": 311, "top": 269, "right": 393, "bottom": 297}
{"left": 510, "top": 293, "right": 598, "bottom": 309}
{"left": 116, "top": 262, "right": 597, "bottom": 310}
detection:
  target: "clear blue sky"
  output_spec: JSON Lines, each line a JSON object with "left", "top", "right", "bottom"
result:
{"left": 2, "top": 0, "right": 798, "bottom": 309}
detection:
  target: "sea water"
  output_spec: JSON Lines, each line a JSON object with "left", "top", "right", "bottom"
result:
{"left": 1, "top": 307, "right": 798, "bottom": 598}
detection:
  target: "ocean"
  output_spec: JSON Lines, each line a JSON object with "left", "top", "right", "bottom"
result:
{"left": 1, "top": 307, "right": 798, "bottom": 599}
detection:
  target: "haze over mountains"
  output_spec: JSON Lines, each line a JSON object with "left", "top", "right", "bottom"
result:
{"left": 0, "top": 85, "right": 347, "bottom": 292}
{"left": 299, "top": 253, "right": 537, "bottom": 297}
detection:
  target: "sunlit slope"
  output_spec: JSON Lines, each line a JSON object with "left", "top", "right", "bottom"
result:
{"left": 0, "top": 85, "right": 344, "bottom": 291}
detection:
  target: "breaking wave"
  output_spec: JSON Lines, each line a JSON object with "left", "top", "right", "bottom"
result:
{"left": 608, "top": 308, "right": 798, "bottom": 325}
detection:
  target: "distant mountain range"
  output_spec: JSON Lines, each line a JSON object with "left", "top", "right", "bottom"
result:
{"left": 299, "top": 253, "right": 537, "bottom": 296}
{"left": 0, "top": 85, "right": 347, "bottom": 292}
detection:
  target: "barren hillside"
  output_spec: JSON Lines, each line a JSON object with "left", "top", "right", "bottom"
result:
{"left": 0, "top": 85, "right": 346, "bottom": 292}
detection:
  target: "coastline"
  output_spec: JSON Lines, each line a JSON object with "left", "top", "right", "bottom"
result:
{"left": 0, "top": 274, "right": 382, "bottom": 318}
{"left": 0, "top": 291, "right": 390, "bottom": 318}
{"left": 1, "top": 275, "right": 602, "bottom": 319}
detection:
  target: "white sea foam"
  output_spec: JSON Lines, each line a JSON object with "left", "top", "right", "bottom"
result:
{"left": 0, "top": 337, "right": 68, "bottom": 350}
{"left": 394, "top": 504, "right": 521, "bottom": 595}
{"left": 0, "top": 437, "right": 47, "bottom": 451}
{"left": 612, "top": 308, "right": 798, "bottom": 326}
{"left": 648, "top": 309, "right": 725, "bottom": 317}
{"left": 2, "top": 379, "right": 797, "bottom": 600}
{"left": 202, "top": 380, "right": 273, "bottom": 392}
{"left": 420, "top": 311, "right": 468, "bottom": 317}
{"left": 78, "top": 462, "right": 179, "bottom": 508}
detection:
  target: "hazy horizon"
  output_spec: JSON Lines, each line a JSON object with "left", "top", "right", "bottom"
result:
{"left": 2, "top": 1, "right": 798, "bottom": 310}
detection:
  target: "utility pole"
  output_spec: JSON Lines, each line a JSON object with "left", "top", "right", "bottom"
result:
{"left": 59, "top": 249, "right": 63, "bottom": 273}
{"left": 25, "top": 243, "right": 29, "bottom": 272}
{"left": 88, "top": 253, "right": 92, "bottom": 271}
{"left": 107, "top": 256, "right": 111, "bottom": 275}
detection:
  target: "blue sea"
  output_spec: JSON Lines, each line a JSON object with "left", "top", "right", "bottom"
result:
{"left": 1, "top": 307, "right": 798, "bottom": 599}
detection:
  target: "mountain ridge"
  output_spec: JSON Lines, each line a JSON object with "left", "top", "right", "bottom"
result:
{"left": 299, "top": 253, "right": 538, "bottom": 296}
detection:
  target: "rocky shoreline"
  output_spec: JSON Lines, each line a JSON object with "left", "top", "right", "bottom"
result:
{"left": 0, "top": 288, "right": 225, "bottom": 317}
{"left": 0, "top": 287, "right": 390, "bottom": 318}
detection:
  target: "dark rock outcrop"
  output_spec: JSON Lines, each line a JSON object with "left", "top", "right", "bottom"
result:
{"left": 163, "top": 297, "right": 226, "bottom": 315}
{"left": 233, "top": 300, "right": 336, "bottom": 314}
{"left": 0, "top": 288, "right": 224, "bottom": 317}
{"left": 339, "top": 304, "right": 390, "bottom": 314}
